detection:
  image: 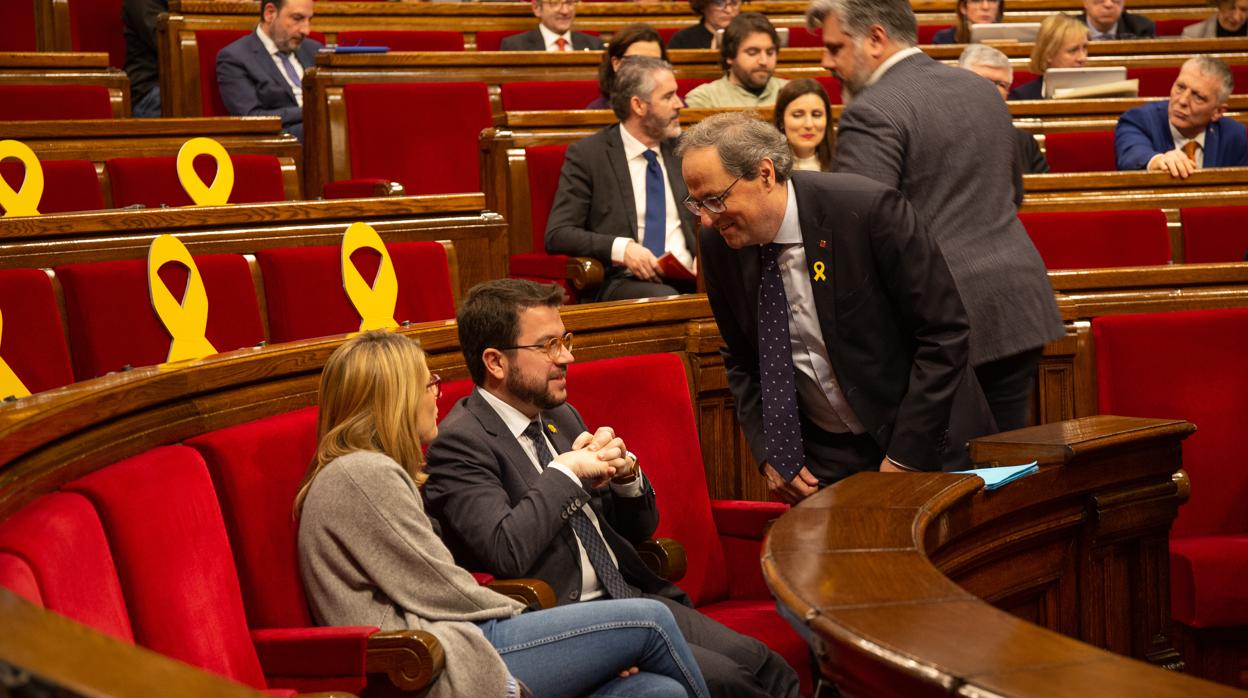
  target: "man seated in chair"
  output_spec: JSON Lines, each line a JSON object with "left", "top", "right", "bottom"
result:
{"left": 425, "top": 279, "right": 800, "bottom": 698}
{"left": 501, "top": 0, "right": 605, "bottom": 51}
{"left": 1116, "top": 56, "right": 1248, "bottom": 178}
{"left": 545, "top": 58, "right": 698, "bottom": 301}
{"left": 217, "top": 0, "right": 321, "bottom": 142}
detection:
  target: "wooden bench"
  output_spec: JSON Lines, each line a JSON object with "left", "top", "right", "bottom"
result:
{"left": 0, "top": 52, "right": 129, "bottom": 117}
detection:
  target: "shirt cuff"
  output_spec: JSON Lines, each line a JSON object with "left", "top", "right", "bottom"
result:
{"left": 610, "top": 237, "right": 632, "bottom": 265}
{"left": 609, "top": 469, "right": 645, "bottom": 497}
{"left": 886, "top": 456, "right": 918, "bottom": 472}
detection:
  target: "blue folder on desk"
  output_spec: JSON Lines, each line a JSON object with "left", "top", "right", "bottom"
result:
{"left": 954, "top": 462, "right": 1039, "bottom": 491}
{"left": 334, "top": 45, "right": 389, "bottom": 54}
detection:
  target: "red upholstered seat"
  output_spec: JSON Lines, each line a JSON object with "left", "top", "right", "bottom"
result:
{"left": 195, "top": 30, "right": 251, "bottom": 116}
{"left": 813, "top": 76, "right": 843, "bottom": 105}
{"left": 511, "top": 144, "right": 586, "bottom": 300}
{"left": 1043, "top": 131, "right": 1117, "bottom": 173}
{"left": 106, "top": 155, "right": 288, "bottom": 208}
{"left": 501, "top": 80, "right": 602, "bottom": 111}
{"left": 1011, "top": 70, "right": 1038, "bottom": 91}
{"left": 0, "top": 84, "right": 113, "bottom": 120}
{"left": 676, "top": 78, "right": 711, "bottom": 99}
{"left": 342, "top": 82, "right": 492, "bottom": 195}
{"left": 0, "top": 552, "right": 41, "bottom": 604}
{"left": 1018, "top": 209, "right": 1171, "bottom": 270}
{"left": 566, "top": 354, "right": 809, "bottom": 695}
{"left": 256, "top": 241, "right": 455, "bottom": 344}
{"left": 336, "top": 30, "right": 465, "bottom": 51}
{"left": 0, "top": 268, "right": 75, "bottom": 394}
{"left": 69, "top": 0, "right": 125, "bottom": 67}
{"left": 1181, "top": 206, "right": 1248, "bottom": 263}
{"left": 1154, "top": 18, "right": 1201, "bottom": 36}
{"left": 0, "top": 492, "right": 134, "bottom": 641}
{"left": 656, "top": 27, "right": 681, "bottom": 44}
{"left": 1094, "top": 308, "right": 1248, "bottom": 628}
{"left": 0, "top": 1, "right": 37, "bottom": 51}
{"left": 1127, "top": 66, "right": 1180, "bottom": 97}
{"left": 475, "top": 30, "right": 521, "bottom": 51}
{"left": 55, "top": 254, "right": 265, "bottom": 381}
{"left": 918, "top": 24, "right": 952, "bottom": 44}
{"left": 785, "top": 26, "right": 824, "bottom": 47}
{"left": 0, "top": 159, "right": 104, "bottom": 215}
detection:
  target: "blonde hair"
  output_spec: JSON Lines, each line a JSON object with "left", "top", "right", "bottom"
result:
{"left": 1030, "top": 13, "right": 1088, "bottom": 74}
{"left": 293, "top": 330, "right": 432, "bottom": 518}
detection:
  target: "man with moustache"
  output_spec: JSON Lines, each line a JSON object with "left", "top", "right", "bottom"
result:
{"left": 684, "top": 13, "right": 787, "bottom": 108}
{"left": 545, "top": 57, "right": 698, "bottom": 301}
{"left": 425, "top": 279, "right": 801, "bottom": 698}
{"left": 500, "top": 0, "right": 605, "bottom": 51}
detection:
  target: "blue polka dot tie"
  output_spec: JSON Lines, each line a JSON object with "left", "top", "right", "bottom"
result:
{"left": 757, "top": 243, "right": 805, "bottom": 482}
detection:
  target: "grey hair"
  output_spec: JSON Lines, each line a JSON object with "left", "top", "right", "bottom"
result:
{"left": 610, "top": 56, "right": 674, "bottom": 122}
{"left": 1183, "top": 55, "right": 1235, "bottom": 104}
{"left": 676, "top": 111, "right": 794, "bottom": 183}
{"left": 805, "top": 0, "right": 917, "bottom": 46}
{"left": 957, "top": 44, "right": 1013, "bottom": 81}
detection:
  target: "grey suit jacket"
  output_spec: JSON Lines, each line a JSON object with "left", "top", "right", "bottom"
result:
{"left": 216, "top": 31, "right": 322, "bottom": 139}
{"left": 545, "top": 123, "right": 697, "bottom": 299}
{"left": 833, "top": 52, "right": 1064, "bottom": 366}
{"left": 499, "top": 28, "right": 604, "bottom": 51}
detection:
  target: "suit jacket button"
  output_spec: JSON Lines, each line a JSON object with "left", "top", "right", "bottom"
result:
{"left": 570, "top": 590, "right": 579, "bottom": 600}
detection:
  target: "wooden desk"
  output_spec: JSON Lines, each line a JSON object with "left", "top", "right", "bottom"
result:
{"left": 0, "top": 52, "right": 130, "bottom": 117}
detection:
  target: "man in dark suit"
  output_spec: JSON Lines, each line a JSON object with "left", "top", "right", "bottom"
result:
{"left": 546, "top": 57, "right": 698, "bottom": 301}
{"left": 216, "top": 0, "right": 321, "bottom": 142}
{"left": 680, "top": 112, "right": 996, "bottom": 503}
{"left": 500, "top": 0, "right": 605, "bottom": 51}
{"left": 122, "top": 0, "right": 168, "bottom": 117}
{"left": 425, "top": 279, "right": 800, "bottom": 698}
{"left": 1078, "top": 0, "right": 1156, "bottom": 39}
{"left": 1116, "top": 56, "right": 1248, "bottom": 177}
{"left": 809, "top": 0, "right": 1064, "bottom": 434}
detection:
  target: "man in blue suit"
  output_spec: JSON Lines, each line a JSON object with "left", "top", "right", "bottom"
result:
{"left": 217, "top": 0, "right": 321, "bottom": 142}
{"left": 1116, "top": 56, "right": 1248, "bottom": 178}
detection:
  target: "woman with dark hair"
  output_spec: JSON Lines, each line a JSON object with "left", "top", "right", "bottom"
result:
{"left": 932, "top": 0, "right": 1005, "bottom": 44}
{"left": 588, "top": 23, "right": 667, "bottom": 109}
{"left": 772, "top": 79, "right": 833, "bottom": 171}
{"left": 666, "top": 0, "right": 742, "bottom": 49}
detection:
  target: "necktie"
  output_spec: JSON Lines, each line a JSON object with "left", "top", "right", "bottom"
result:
{"left": 277, "top": 51, "right": 302, "bottom": 89}
{"left": 641, "top": 150, "right": 666, "bottom": 258}
{"left": 523, "top": 421, "right": 639, "bottom": 599}
{"left": 555, "top": 36, "right": 568, "bottom": 51}
{"left": 1182, "top": 140, "right": 1200, "bottom": 163}
{"left": 757, "top": 243, "right": 806, "bottom": 482}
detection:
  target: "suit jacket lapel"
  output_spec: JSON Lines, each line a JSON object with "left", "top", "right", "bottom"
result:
{"left": 465, "top": 388, "right": 543, "bottom": 489}
{"left": 661, "top": 139, "right": 697, "bottom": 247}
{"left": 792, "top": 177, "right": 839, "bottom": 338}
{"left": 1206, "top": 122, "right": 1222, "bottom": 167}
{"left": 605, "top": 125, "right": 639, "bottom": 235}
{"left": 250, "top": 34, "right": 297, "bottom": 104}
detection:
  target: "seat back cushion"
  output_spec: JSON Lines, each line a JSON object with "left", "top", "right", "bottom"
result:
{"left": 70, "top": 0, "right": 125, "bottom": 67}
{"left": 1181, "top": 206, "right": 1248, "bottom": 264}
{"left": 196, "top": 30, "right": 251, "bottom": 117}
{"left": 336, "top": 30, "right": 464, "bottom": 51}
{"left": 1018, "top": 209, "right": 1171, "bottom": 270}
{"left": 565, "top": 354, "right": 729, "bottom": 606}
{"left": 64, "top": 445, "right": 267, "bottom": 689}
{"left": 0, "top": 159, "right": 104, "bottom": 215}
{"left": 0, "top": 1, "right": 36, "bottom": 51}
{"left": 56, "top": 254, "right": 265, "bottom": 381}
{"left": 813, "top": 76, "right": 843, "bottom": 105}
{"left": 257, "top": 241, "right": 454, "bottom": 343}
{"left": 0, "top": 492, "right": 133, "bottom": 640}
{"left": 1043, "top": 131, "right": 1117, "bottom": 173}
{"left": 106, "top": 155, "right": 287, "bottom": 208}
{"left": 1127, "top": 66, "right": 1181, "bottom": 98}
{"left": 185, "top": 407, "right": 320, "bottom": 629}
{"left": 0, "top": 552, "right": 41, "bottom": 605}
{"left": 1093, "top": 308, "right": 1248, "bottom": 538}
{"left": 501, "top": 81, "right": 601, "bottom": 111}
{"left": 525, "top": 144, "right": 570, "bottom": 254}
{"left": 475, "top": 30, "right": 522, "bottom": 51}
{"left": 0, "top": 84, "right": 114, "bottom": 120}
{"left": 0, "top": 268, "right": 75, "bottom": 394}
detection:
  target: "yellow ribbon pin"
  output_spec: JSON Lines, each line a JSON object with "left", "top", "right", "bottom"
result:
{"left": 0, "top": 308, "right": 33, "bottom": 399}
{"left": 0, "top": 140, "right": 44, "bottom": 217}
{"left": 812, "top": 261, "right": 827, "bottom": 282}
{"left": 546, "top": 423, "right": 557, "bottom": 434}
{"left": 341, "top": 222, "right": 399, "bottom": 332}
{"left": 148, "top": 234, "right": 217, "bottom": 365}
{"left": 176, "top": 137, "right": 234, "bottom": 206}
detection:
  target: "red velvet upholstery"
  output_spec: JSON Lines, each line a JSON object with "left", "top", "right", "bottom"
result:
{"left": 251, "top": 627, "right": 371, "bottom": 694}
{"left": 0, "top": 552, "right": 41, "bottom": 605}
{"left": 343, "top": 82, "right": 492, "bottom": 195}
{"left": 195, "top": 30, "right": 250, "bottom": 117}
{"left": 0, "top": 84, "right": 113, "bottom": 120}
{"left": 1094, "top": 309, "right": 1248, "bottom": 628}
{"left": 65, "top": 446, "right": 269, "bottom": 688}
{"left": 785, "top": 26, "right": 824, "bottom": 47}
{"left": 656, "top": 27, "right": 681, "bottom": 44}
{"left": 813, "top": 76, "right": 843, "bottom": 105}
{"left": 1011, "top": 70, "right": 1038, "bottom": 91}
{"left": 1181, "top": 206, "right": 1248, "bottom": 263}
{"left": 55, "top": 254, "right": 265, "bottom": 380}
{"left": 0, "top": 269, "right": 75, "bottom": 394}
{"left": 336, "top": 30, "right": 465, "bottom": 51}
{"left": 918, "top": 24, "right": 952, "bottom": 44}
{"left": 510, "top": 144, "right": 580, "bottom": 299}
{"left": 0, "top": 492, "right": 133, "bottom": 641}
{"left": 0, "top": 159, "right": 104, "bottom": 215}
{"left": 106, "top": 155, "right": 288, "bottom": 208}
{"left": 1235, "top": 66, "right": 1248, "bottom": 95}
{"left": 501, "top": 80, "right": 601, "bottom": 111}
{"left": 1127, "top": 66, "right": 1181, "bottom": 98}
{"left": 1154, "top": 18, "right": 1201, "bottom": 36}
{"left": 0, "top": 0, "right": 37, "bottom": 51}
{"left": 1018, "top": 209, "right": 1171, "bottom": 270}
{"left": 475, "top": 30, "right": 522, "bottom": 52}
{"left": 1043, "top": 131, "right": 1117, "bottom": 173}
{"left": 69, "top": 0, "right": 125, "bottom": 67}
{"left": 675, "top": 78, "right": 711, "bottom": 98}
{"left": 256, "top": 242, "right": 455, "bottom": 344}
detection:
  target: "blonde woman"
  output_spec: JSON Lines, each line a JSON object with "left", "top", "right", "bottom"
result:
{"left": 295, "top": 331, "right": 710, "bottom": 698}
{"left": 1009, "top": 14, "right": 1090, "bottom": 99}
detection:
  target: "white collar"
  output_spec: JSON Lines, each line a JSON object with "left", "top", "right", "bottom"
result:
{"left": 866, "top": 46, "right": 922, "bottom": 88}
{"left": 478, "top": 387, "right": 543, "bottom": 441}
{"left": 255, "top": 24, "right": 282, "bottom": 56}
{"left": 770, "top": 181, "right": 801, "bottom": 246}
{"left": 1169, "top": 121, "right": 1207, "bottom": 150}
{"left": 538, "top": 23, "right": 573, "bottom": 49}
{"left": 619, "top": 122, "right": 659, "bottom": 161}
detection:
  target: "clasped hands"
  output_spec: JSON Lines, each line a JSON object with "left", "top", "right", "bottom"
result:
{"left": 764, "top": 456, "right": 902, "bottom": 505}
{"left": 554, "top": 426, "right": 637, "bottom": 488}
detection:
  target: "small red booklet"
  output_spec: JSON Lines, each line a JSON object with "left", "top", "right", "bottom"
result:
{"left": 657, "top": 253, "right": 696, "bottom": 282}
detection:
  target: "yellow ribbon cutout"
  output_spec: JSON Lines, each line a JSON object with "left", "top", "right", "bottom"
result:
{"left": 0, "top": 140, "right": 44, "bottom": 217}
{"left": 176, "top": 137, "right": 234, "bottom": 206}
{"left": 148, "top": 234, "right": 217, "bottom": 364}
{"left": 0, "top": 308, "right": 33, "bottom": 399}
{"left": 812, "top": 261, "right": 827, "bottom": 282}
{"left": 341, "top": 222, "right": 399, "bottom": 332}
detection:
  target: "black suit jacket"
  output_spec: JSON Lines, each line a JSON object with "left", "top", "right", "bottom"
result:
{"left": 499, "top": 28, "right": 604, "bottom": 51}
{"left": 424, "top": 389, "right": 688, "bottom": 606}
{"left": 216, "top": 31, "right": 322, "bottom": 139}
{"left": 1075, "top": 10, "right": 1157, "bottom": 38}
{"left": 545, "top": 123, "right": 697, "bottom": 299}
{"left": 1008, "top": 77, "right": 1044, "bottom": 101}
{"left": 702, "top": 172, "right": 995, "bottom": 476}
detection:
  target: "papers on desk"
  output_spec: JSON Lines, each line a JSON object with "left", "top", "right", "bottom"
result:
{"left": 954, "top": 462, "right": 1039, "bottom": 491}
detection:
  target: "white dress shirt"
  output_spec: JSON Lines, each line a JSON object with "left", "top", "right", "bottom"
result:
{"left": 610, "top": 125, "right": 695, "bottom": 270}
{"left": 538, "top": 24, "right": 576, "bottom": 51}
{"left": 255, "top": 26, "right": 304, "bottom": 108}
{"left": 865, "top": 46, "right": 924, "bottom": 89}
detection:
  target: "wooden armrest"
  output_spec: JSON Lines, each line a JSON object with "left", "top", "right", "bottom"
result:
{"left": 364, "top": 629, "right": 445, "bottom": 693}
{"left": 377, "top": 180, "right": 406, "bottom": 197}
{"left": 487, "top": 578, "right": 557, "bottom": 610}
{"left": 566, "top": 256, "right": 604, "bottom": 293}
{"left": 637, "top": 537, "right": 687, "bottom": 583}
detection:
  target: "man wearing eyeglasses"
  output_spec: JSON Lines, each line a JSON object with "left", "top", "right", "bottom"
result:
{"left": 545, "top": 57, "right": 699, "bottom": 301}
{"left": 426, "top": 279, "right": 801, "bottom": 698}
{"left": 500, "top": 0, "right": 605, "bottom": 51}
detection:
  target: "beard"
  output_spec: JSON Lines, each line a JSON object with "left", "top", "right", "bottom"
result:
{"left": 641, "top": 109, "right": 681, "bottom": 142}
{"left": 504, "top": 363, "right": 566, "bottom": 411}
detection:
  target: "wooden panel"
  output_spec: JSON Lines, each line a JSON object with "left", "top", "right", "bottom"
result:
{"left": 0, "top": 51, "right": 130, "bottom": 117}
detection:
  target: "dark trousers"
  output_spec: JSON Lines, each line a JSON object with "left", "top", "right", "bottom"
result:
{"left": 600, "top": 275, "right": 695, "bottom": 301}
{"left": 800, "top": 416, "right": 884, "bottom": 486}
{"left": 974, "top": 347, "right": 1043, "bottom": 433}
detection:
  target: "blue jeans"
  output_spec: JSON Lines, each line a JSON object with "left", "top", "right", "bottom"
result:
{"left": 132, "top": 86, "right": 161, "bottom": 118}
{"left": 478, "top": 598, "right": 710, "bottom": 698}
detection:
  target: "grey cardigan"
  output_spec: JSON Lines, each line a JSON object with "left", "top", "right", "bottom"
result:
{"left": 298, "top": 450, "right": 526, "bottom": 698}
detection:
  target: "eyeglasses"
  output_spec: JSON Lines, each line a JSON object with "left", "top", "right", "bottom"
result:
{"left": 497, "top": 332, "right": 574, "bottom": 361}
{"left": 426, "top": 373, "right": 442, "bottom": 399}
{"left": 683, "top": 175, "right": 743, "bottom": 216}
{"left": 709, "top": 0, "right": 743, "bottom": 8}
